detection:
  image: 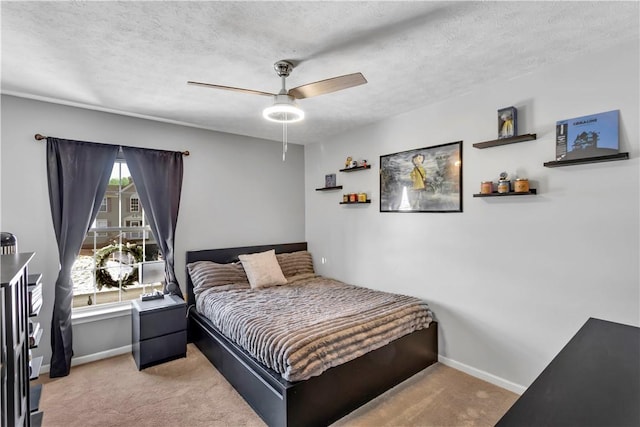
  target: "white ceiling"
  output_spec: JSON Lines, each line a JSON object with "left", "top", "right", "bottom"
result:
{"left": 2, "top": 1, "right": 638, "bottom": 145}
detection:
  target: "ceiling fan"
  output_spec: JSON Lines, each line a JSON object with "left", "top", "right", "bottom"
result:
{"left": 188, "top": 60, "right": 367, "bottom": 160}
{"left": 187, "top": 60, "right": 367, "bottom": 123}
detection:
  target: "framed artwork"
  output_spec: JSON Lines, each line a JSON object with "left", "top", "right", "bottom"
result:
{"left": 380, "top": 140, "right": 462, "bottom": 213}
{"left": 498, "top": 106, "right": 517, "bottom": 139}
{"left": 555, "top": 110, "right": 619, "bottom": 161}
{"left": 325, "top": 173, "right": 337, "bottom": 188}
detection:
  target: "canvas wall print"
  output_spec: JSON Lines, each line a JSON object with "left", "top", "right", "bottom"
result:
{"left": 498, "top": 106, "right": 517, "bottom": 139}
{"left": 556, "top": 110, "right": 619, "bottom": 161}
{"left": 380, "top": 141, "right": 462, "bottom": 213}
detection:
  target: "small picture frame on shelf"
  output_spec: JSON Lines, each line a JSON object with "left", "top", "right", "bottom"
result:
{"left": 325, "top": 173, "right": 336, "bottom": 188}
{"left": 498, "top": 106, "right": 517, "bottom": 139}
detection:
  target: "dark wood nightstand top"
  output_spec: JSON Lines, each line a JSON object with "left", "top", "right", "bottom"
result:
{"left": 131, "top": 294, "right": 185, "bottom": 313}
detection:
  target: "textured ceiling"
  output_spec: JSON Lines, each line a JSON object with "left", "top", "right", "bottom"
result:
{"left": 2, "top": 1, "right": 638, "bottom": 145}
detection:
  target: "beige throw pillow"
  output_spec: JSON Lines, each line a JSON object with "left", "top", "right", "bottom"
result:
{"left": 239, "top": 249, "right": 288, "bottom": 289}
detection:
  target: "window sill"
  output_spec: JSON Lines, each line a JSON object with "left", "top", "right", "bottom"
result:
{"left": 72, "top": 302, "right": 132, "bottom": 325}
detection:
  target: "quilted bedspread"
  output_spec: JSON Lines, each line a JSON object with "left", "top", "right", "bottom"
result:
{"left": 195, "top": 274, "right": 433, "bottom": 382}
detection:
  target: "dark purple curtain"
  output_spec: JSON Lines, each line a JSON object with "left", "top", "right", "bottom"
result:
{"left": 46, "top": 138, "right": 118, "bottom": 377}
{"left": 122, "top": 146, "right": 183, "bottom": 297}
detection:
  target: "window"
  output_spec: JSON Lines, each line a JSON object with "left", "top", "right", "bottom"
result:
{"left": 130, "top": 194, "right": 139, "bottom": 212}
{"left": 127, "top": 220, "right": 148, "bottom": 239}
{"left": 93, "top": 219, "right": 108, "bottom": 228}
{"left": 91, "top": 219, "right": 109, "bottom": 237}
{"left": 71, "top": 159, "right": 160, "bottom": 309}
{"left": 99, "top": 197, "right": 108, "bottom": 212}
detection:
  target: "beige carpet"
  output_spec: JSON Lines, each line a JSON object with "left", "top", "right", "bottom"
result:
{"left": 36, "top": 344, "right": 517, "bottom": 427}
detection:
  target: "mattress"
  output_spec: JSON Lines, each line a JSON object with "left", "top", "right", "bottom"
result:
{"left": 195, "top": 274, "right": 433, "bottom": 382}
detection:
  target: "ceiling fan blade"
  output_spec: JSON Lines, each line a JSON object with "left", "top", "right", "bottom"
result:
{"left": 187, "top": 81, "right": 275, "bottom": 97}
{"left": 288, "top": 72, "right": 367, "bottom": 99}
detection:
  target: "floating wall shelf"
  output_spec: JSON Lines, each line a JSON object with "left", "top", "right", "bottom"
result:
{"left": 473, "top": 190, "right": 537, "bottom": 197}
{"left": 473, "top": 133, "right": 537, "bottom": 149}
{"left": 315, "top": 186, "right": 343, "bottom": 191}
{"left": 339, "top": 165, "right": 371, "bottom": 172}
{"left": 543, "top": 152, "right": 629, "bottom": 168}
{"left": 339, "top": 200, "right": 371, "bottom": 205}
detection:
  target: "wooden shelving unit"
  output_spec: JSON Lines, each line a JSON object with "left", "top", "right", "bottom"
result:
{"left": 27, "top": 272, "right": 45, "bottom": 424}
{"left": 2, "top": 253, "right": 35, "bottom": 427}
{"left": 473, "top": 133, "right": 537, "bottom": 149}
{"left": 315, "top": 186, "right": 343, "bottom": 191}
{"left": 543, "top": 152, "right": 629, "bottom": 167}
{"left": 473, "top": 190, "right": 537, "bottom": 197}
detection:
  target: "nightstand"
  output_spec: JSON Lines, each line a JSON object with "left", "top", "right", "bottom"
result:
{"left": 131, "top": 294, "right": 187, "bottom": 370}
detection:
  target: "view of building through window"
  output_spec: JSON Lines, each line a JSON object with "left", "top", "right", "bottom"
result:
{"left": 71, "top": 159, "right": 162, "bottom": 308}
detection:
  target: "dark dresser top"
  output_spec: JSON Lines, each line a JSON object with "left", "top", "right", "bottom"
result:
{"left": 497, "top": 317, "right": 640, "bottom": 427}
{"left": 1, "top": 252, "right": 35, "bottom": 286}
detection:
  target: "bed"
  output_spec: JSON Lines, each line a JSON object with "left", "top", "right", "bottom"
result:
{"left": 185, "top": 242, "right": 438, "bottom": 427}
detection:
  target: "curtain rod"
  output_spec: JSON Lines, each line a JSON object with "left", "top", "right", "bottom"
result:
{"left": 34, "top": 134, "right": 190, "bottom": 156}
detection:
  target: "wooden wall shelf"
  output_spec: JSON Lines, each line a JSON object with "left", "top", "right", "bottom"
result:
{"left": 339, "top": 165, "right": 371, "bottom": 172}
{"left": 543, "top": 152, "right": 629, "bottom": 167}
{"left": 473, "top": 190, "right": 537, "bottom": 197}
{"left": 340, "top": 200, "right": 371, "bottom": 205}
{"left": 315, "top": 186, "right": 343, "bottom": 191}
{"left": 473, "top": 133, "right": 537, "bottom": 149}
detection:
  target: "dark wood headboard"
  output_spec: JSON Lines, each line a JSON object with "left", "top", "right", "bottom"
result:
{"left": 185, "top": 242, "right": 308, "bottom": 306}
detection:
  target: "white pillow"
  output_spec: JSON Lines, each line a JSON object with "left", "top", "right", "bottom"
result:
{"left": 238, "top": 249, "right": 288, "bottom": 289}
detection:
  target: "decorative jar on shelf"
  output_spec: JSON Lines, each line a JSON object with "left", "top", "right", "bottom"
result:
{"left": 480, "top": 181, "right": 493, "bottom": 194}
{"left": 514, "top": 178, "right": 529, "bottom": 193}
{"left": 497, "top": 180, "right": 511, "bottom": 194}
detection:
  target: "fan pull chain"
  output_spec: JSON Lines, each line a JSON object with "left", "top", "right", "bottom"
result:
{"left": 282, "top": 115, "right": 288, "bottom": 162}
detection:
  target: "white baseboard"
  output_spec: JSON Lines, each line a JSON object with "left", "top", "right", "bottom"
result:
{"left": 38, "top": 345, "right": 526, "bottom": 396}
{"left": 40, "top": 344, "right": 132, "bottom": 374}
{"left": 438, "top": 354, "right": 526, "bottom": 395}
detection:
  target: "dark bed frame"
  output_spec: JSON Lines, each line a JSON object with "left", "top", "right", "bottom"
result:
{"left": 185, "top": 242, "right": 438, "bottom": 427}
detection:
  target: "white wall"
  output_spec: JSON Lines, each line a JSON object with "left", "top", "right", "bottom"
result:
{"left": 305, "top": 39, "right": 639, "bottom": 391}
{"left": 0, "top": 95, "right": 305, "bottom": 365}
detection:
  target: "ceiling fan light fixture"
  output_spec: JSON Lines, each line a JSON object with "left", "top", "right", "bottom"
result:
{"left": 263, "top": 94, "right": 305, "bottom": 123}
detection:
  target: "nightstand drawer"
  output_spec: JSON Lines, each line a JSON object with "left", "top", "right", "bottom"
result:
{"left": 134, "top": 330, "right": 187, "bottom": 370}
{"left": 137, "top": 306, "right": 186, "bottom": 341}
